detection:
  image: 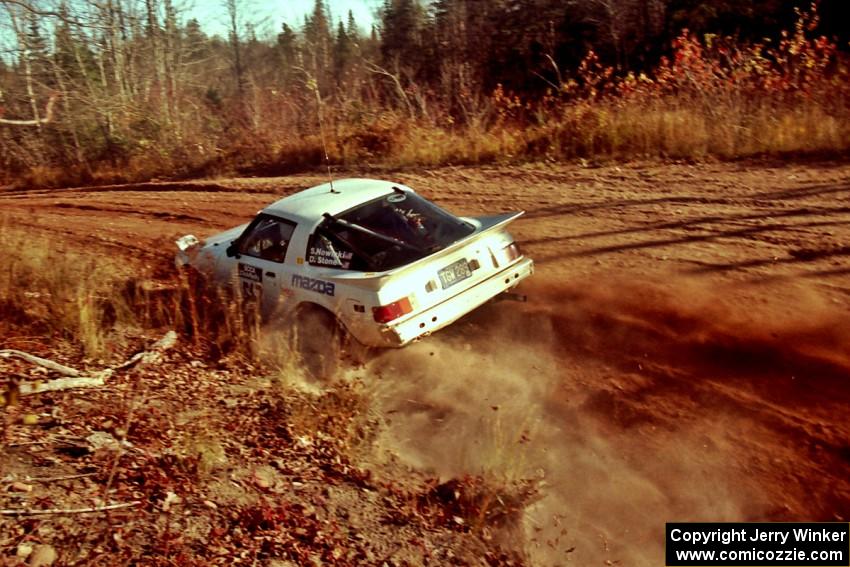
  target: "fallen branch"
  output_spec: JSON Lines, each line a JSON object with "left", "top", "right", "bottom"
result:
{"left": 19, "top": 376, "right": 106, "bottom": 395}
{"left": 100, "top": 330, "right": 178, "bottom": 511}
{"left": 0, "top": 350, "right": 81, "bottom": 377}
{"left": 113, "top": 331, "right": 178, "bottom": 371}
{"left": 4, "top": 331, "right": 178, "bottom": 397}
{"left": 4, "top": 440, "right": 49, "bottom": 447}
{"left": 26, "top": 472, "right": 97, "bottom": 483}
{"left": 5, "top": 435, "right": 85, "bottom": 448}
{"left": 0, "top": 501, "right": 140, "bottom": 516}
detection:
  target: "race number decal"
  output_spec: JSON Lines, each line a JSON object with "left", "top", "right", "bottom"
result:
{"left": 238, "top": 262, "right": 262, "bottom": 282}
{"left": 241, "top": 280, "right": 262, "bottom": 301}
{"left": 238, "top": 263, "right": 263, "bottom": 301}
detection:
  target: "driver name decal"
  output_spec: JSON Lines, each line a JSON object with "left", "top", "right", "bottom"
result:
{"left": 292, "top": 275, "right": 335, "bottom": 296}
{"left": 308, "top": 245, "right": 353, "bottom": 268}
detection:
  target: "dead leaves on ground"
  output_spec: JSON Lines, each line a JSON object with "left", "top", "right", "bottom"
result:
{"left": 2, "top": 344, "right": 530, "bottom": 565}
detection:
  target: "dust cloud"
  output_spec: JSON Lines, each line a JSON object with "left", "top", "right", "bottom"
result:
{"left": 352, "top": 273, "right": 850, "bottom": 565}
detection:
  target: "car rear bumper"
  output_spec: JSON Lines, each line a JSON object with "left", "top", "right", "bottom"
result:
{"left": 378, "top": 256, "right": 534, "bottom": 346}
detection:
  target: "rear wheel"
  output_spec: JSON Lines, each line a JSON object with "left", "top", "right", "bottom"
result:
{"left": 293, "top": 306, "right": 342, "bottom": 382}
{"left": 339, "top": 331, "right": 373, "bottom": 368}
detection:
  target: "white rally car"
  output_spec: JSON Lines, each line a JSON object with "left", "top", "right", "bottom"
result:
{"left": 176, "top": 179, "right": 533, "bottom": 373}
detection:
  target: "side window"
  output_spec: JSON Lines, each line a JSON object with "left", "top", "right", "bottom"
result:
{"left": 239, "top": 216, "right": 296, "bottom": 263}
{"left": 307, "top": 230, "right": 365, "bottom": 270}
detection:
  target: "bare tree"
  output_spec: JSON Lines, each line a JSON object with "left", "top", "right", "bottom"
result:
{"left": 225, "top": 0, "right": 244, "bottom": 94}
{"left": 4, "top": 3, "right": 43, "bottom": 130}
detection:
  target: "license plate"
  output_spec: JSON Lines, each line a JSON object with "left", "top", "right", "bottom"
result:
{"left": 438, "top": 259, "right": 472, "bottom": 289}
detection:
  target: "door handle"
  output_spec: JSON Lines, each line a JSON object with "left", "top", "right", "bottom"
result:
{"left": 265, "top": 272, "right": 276, "bottom": 278}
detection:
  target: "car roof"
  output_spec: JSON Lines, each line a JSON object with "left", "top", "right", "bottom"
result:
{"left": 262, "top": 178, "right": 410, "bottom": 223}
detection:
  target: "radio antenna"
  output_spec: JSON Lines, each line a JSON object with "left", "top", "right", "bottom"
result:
{"left": 311, "top": 77, "right": 339, "bottom": 194}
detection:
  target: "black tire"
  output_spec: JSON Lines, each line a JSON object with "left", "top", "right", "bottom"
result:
{"left": 293, "top": 306, "right": 342, "bottom": 382}
{"left": 339, "top": 332, "right": 373, "bottom": 368}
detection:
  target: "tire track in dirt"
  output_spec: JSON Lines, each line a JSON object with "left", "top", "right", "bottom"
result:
{"left": 0, "top": 187, "right": 276, "bottom": 271}
{"left": 1, "top": 181, "right": 278, "bottom": 197}
{"left": 361, "top": 274, "right": 850, "bottom": 565}
{"left": 50, "top": 202, "right": 208, "bottom": 222}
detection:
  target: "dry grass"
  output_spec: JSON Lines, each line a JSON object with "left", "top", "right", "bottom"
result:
{"left": 0, "top": 222, "right": 129, "bottom": 356}
{"left": 0, "top": 222, "right": 261, "bottom": 360}
{"left": 124, "top": 270, "right": 263, "bottom": 359}
{"left": 319, "top": 92, "right": 850, "bottom": 169}
{"left": 12, "top": 94, "right": 848, "bottom": 191}
{"left": 523, "top": 96, "right": 850, "bottom": 160}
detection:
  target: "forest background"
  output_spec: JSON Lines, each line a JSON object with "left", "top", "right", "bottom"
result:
{"left": 1, "top": 0, "right": 849, "bottom": 187}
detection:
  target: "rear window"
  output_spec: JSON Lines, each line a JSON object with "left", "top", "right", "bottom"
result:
{"left": 307, "top": 190, "right": 475, "bottom": 271}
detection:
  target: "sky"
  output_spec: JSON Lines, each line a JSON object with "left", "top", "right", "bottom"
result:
{"left": 0, "top": 0, "right": 383, "bottom": 60}
{"left": 185, "top": 0, "right": 382, "bottom": 39}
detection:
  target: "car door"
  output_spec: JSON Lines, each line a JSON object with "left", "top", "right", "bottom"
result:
{"left": 303, "top": 226, "right": 372, "bottom": 337}
{"left": 233, "top": 214, "right": 298, "bottom": 316}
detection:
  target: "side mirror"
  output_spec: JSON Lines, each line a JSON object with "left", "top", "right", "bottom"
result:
{"left": 226, "top": 241, "right": 240, "bottom": 258}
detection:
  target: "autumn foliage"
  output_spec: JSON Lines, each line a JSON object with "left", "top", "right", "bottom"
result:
{"left": 0, "top": 2, "right": 848, "bottom": 188}
{"left": 494, "top": 3, "right": 850, "bottom": 160}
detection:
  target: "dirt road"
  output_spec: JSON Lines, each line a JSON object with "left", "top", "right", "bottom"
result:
{"left": 2, "top": 160, "right": 849, "bottom": 565}
{"left": 3, "top": 161, "right": 850, "bottom": 291}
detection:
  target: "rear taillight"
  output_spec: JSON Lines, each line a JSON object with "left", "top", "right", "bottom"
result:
{"left": 492, "top": 242, "right": 521, "bottom": 267}
{"left": 372, "top": 297, "right": 413, "bottom": 323}
{"left": 504, "top": 242, "right": 521, "bottom": 262}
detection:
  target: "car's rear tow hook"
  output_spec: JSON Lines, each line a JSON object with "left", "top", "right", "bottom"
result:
{"left": 499, "top": 292, "right": 527, "bottom": 302}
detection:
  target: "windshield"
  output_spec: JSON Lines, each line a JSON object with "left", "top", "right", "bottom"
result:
{"left": 313, "top": 191, "right": 475, "bottom": 271}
